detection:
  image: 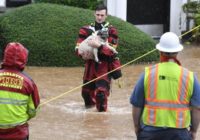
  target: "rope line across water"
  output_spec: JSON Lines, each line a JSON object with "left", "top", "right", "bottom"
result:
{"left": 40, "top": 25, "right": 200, "bottom": 106}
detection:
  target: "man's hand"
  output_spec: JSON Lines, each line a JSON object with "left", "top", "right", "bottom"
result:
{"left": 134, "top": 126, "right": 141, "bottom": 136}
{"left": 190, "top": 107, "right": 200, "bottom": 140}
{"left": 87, "top": 36, "right": 101, "bottom": 48}
{"left": 189, "top": 130, "right": 196, "bottom": 140}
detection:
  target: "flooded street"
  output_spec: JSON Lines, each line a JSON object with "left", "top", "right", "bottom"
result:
{"left": 26, "top": 46, "right": 200, "bottom": 140}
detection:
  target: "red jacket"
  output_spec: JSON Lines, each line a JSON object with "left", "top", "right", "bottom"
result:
{"left": 75, "top": 22, "right": 122, "bottom": 79}
{"left": 0, "top": 43, "right": 40, "bottom": 140}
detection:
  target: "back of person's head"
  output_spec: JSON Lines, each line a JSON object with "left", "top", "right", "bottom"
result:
{"left": 95, "top": 4, "right": 107, "bottom": 13}
{"left": 2, "top": 42, "right": 28, "bottom": 71}
{"left": 156, "top": 32, "right": 183, "bottom": 53}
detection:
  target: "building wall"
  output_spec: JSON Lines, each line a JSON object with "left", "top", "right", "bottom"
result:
{"left": 126, "top": 0, "right": 170, "bottom": 37}
{"left": 0, "top": 0, "right": 5, "bottom": 6}
{"left": 0, "top": 0, "right": 6, "bottom": 12}
{"left": 107, "top": 0, "right": 127, "bottom": 21}
{"left": 135, "top": 24, "right": 164, "bottom": 37}
{"left": 106, "top": 0, "right": 189, "bottom": 36}
{"left": 170, "top": 0, "right": 188, "bottom": 36}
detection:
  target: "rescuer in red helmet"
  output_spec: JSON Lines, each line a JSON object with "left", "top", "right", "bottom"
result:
{"left": 0, "top": 42, "right": 40, "bottom": 140}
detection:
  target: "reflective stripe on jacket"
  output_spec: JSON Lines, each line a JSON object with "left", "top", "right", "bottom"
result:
{"left": 143, "top": 62, "right": 194, "bottom": 128}
{"left": 0, "top": 71, "right": 39, "bottom": 129}
{"left": 0, "top": 90, "right": 29, "bottom": 128}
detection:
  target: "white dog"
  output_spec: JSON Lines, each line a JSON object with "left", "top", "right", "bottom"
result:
{"left": 78, "top": 31, "right": 118, "bottom": 63}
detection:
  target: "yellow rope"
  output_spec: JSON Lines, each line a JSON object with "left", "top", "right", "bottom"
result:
{"left": 40, "top": 25, "right": 200, "bottom": 106}
{"left": 179, "top": 25, "right": 200, "bottom": 38}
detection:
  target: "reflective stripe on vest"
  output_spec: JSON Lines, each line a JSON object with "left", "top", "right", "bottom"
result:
{"left": 143, "top": 63, "right": 194, "bottom": 128}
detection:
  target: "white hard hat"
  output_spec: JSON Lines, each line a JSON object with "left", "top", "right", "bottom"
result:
{"left": 156, "top": 32, "right": 183, "bottom": 53}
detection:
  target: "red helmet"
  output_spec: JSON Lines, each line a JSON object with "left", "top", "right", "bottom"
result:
{"left": 2, "top": 42, "right": 28, "bottom": 70}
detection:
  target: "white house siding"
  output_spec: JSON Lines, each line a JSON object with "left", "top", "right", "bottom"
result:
{"left": 170, "top": 0, "right": 188, "bottom": 36}
{"left": 0, "top": 0, "right": 5, "bottom": 7}
{"left": 107, "top": 0, "right": 127, "bottom": 21}
{"left": 0, "top": 0, "right": 6, "bottom": 12}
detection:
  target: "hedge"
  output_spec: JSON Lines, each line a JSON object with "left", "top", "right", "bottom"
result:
{"left": 34, "top": 0, "right": 104, "bottom": 10}
{"left": 0, "top": 3, "right": 158, "bottom": 66}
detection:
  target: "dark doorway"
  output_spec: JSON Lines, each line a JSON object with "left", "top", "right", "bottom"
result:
{"left": 6, "top": 0, "right": 31, "bottom": 7}
{"left": 127, "top": 0, "right": 170, "bottom": 33}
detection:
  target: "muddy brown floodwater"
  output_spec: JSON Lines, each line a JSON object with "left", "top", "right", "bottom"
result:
{"left": 26, "top": 46, "right": 200, "bottom": 140}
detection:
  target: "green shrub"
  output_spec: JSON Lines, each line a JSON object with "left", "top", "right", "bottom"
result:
{"left": 182, "top": 1, "right": 200, "bottom": 43}
{"left": 34, "top": 0, "right": 104, "bottom": 10}
{"left": 0, "top": 3, "right": 158, "bottom": 66}
{"left": 182, "top": 1, "right": 200, "bottom": 13}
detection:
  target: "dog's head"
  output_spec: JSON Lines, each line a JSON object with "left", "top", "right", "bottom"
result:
{"left": 97, "top": 28, "right": 109, "bottom": 41}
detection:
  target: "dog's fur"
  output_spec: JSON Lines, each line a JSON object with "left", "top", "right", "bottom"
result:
{"left": 78, "top": 32, "right": 117, "bottom": 62}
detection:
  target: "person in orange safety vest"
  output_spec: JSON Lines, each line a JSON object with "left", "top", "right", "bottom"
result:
{"left": 130, "top": 32, "right": 200, "bottom": 140}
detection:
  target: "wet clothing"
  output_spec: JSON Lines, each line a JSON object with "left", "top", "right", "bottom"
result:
{"left": 76, "top": 22, "right": 122, "bottom": 111}
{"left": 130, "top": 62, "right": 200, "bottom": 140}
{"left": 0, "top": 43, "right": 40, "bottom": 140}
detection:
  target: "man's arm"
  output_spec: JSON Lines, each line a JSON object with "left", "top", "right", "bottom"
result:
{"left": 28, "top": 82, "right": 40, "bottom": 119}
{"left": 130, "top": 73, "right": 145, "bottom": 136}
{"left": 75, "top": 27, "right": 89, "bottom": 56}
{"left": 190, "top": 75, "right": 200, "bottom": 140}
{"left": 107, "top": 26, "right": 118, "bottom": 49}
{"left": 190, "top": 107, "right": 200, "bottom": 140}
{"left": 132, "top": 106, "right": 143, "bottom": 136}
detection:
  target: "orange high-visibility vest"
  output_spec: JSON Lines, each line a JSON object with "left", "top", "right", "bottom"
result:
{"left": 143, "top": 62, "right": 194, "bottom": 128}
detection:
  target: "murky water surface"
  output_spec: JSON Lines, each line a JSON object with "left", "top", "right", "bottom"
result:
{"left": 26, "top": 46, "right": 200, "bottom": 140}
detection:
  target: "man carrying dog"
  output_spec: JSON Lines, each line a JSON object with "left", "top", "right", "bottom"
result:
{"left": 75, "top": 4, "right": 122, "bottom": 112}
